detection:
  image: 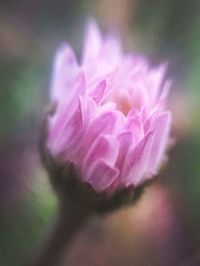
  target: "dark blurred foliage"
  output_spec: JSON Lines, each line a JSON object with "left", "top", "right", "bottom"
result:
{"left": 0, "top": 0, "right": 200, "bottom": 265}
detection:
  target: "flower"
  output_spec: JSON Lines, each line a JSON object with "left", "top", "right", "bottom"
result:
{"left": 46, "top": 21, "right": 171, "bottom": 194}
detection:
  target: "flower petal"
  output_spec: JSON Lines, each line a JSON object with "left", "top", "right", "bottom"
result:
{"left": 89, "top": 80, "right": 107, "bottom": 104}
{"left": 83, "top": 135, "right": 119, "bottom": 177}
{"left": 122, "top": 130, "right": 155, "bottom": 186}
{"left": 100, "top": 34, "right": 122, "bottom": 66}
{"left": 75, "top": 110, "right": 123, "bottom": 161}
{"left": 47, "top": 101, "right": 83, "bottom": 159}
{"left": 125, "top": 115, "right": 144, "bottom": 144}
{"left": 82, "top": 20, "right": 102, "bottom": 62}
{"left": 110, "top": 131, "right": 133, "bottom": 190}
{"left": 50, "top": 44, "right": 78, "bottom": 102}
{"left": 148, "top": 111, "right": 171, "bottom": 173}
{"left": 87, "top": 160, "right": 119, "bottom": 192}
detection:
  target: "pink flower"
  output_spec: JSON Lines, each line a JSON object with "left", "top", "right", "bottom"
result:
{"left": 46, "top": 21, "right": 171, "bottom": 194}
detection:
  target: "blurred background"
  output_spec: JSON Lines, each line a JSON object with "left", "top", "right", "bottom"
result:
{"left": 0, "top": 0, "right": 200, "bottom": 265}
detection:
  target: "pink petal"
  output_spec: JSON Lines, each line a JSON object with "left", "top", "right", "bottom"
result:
{"left": 50, "top": 44, "right": 78, "bottom": 102}
{"left": 143, "top": 110, "right": 159, "bottom": 134}
{"left": 87, "top": 160, "right": 119, "bottom": 192}
{"left": 116, "top": 131, "right": 133, "bottom": 170}
{"left": 48, "top": 73, "right": 86, "bottom": 142}
{"left": 87, "top": 110, "right": 123, "bottom": 139}
{"left": 83, "top": 135, "right": 119, "bottom": 177}
{"left": 89, "top": 80, "right": 107, "bottom": 104}
{"left": 100, "top": 35, "right": 122, "bottom": 65}
{"left": 64, "top": 71, "right": 86, "bottom": 110}
{"left": 125, "top": 115, "right": 144, "bottom": 144}
{"left": 122, "top": 131, "right": 155, "bottom": 186}
{"left": 76, "top": 111, "right": 123, "bottom": 160}
{"left": 79, "top": 95, "right": 97, "bottom": 126}
{"left": 135, "top": 84, "right": 149, "bottom": 109}
{"left": 109, "top": 131, "right": 133, "bottom": 191}
{"left": 156, "top": 80, "right": 172, "bottom": 109}
{"left": 148, "top": 112, "right": 171, "bottom": 173}
{"left": 147, "top": 64, "right": 167, "bottom": 104}
{"left": 82, "top": 20, "right": 102, "bottom": 62}
{"left": 47, "top": 100, "right": 83, "bottom": 158}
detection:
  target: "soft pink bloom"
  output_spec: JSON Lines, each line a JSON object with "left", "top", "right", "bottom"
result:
{"left": 47, "top": 21, "right": 172, "bottom": 193}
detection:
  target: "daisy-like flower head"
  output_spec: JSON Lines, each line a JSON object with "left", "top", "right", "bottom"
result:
{"left": 46, "top": 21, "right": 172, "bottom": 195}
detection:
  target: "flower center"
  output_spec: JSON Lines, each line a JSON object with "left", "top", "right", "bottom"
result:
{"left": 105, "top": 91, "right": 133, "bottom": 116}
{"left": 115, "top": 95, "right": 132, "bottom": 116}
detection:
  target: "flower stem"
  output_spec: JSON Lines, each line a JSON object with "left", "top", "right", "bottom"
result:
{"left": 29, "top": 201, "right": 91, "bottom": 266}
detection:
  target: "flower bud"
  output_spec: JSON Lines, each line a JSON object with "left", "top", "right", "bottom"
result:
{"left": 40, "top": 21, "right": 172, "bottom": 212}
